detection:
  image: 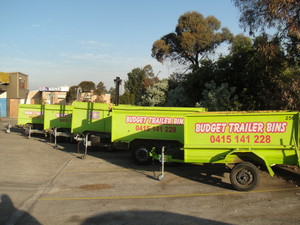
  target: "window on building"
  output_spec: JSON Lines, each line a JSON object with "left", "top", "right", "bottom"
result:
{"left": 19, "top": 79, "right": 25, "bottom": 89}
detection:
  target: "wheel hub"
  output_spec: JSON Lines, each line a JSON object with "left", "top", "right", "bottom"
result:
{"left": 136, "top": 148, "right": 149, "bottom": 161}
{"left": 236, "top": 169, "right": 254, "bottom": 185}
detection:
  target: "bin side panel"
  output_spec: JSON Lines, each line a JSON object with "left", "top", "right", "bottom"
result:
{"left": 184, "top": 112, "right": 299, "bottom": 166}
{"left": 71, "top": 102, "right": 111, "bottom": 133}
{"left": 44, "top": 105, "right": 73, "bottom": 130}
{"left": 111, "top": 106, "right": 207, "bottom": 143}
{"left": 17, "top": 104, "right": 44, "bottom": 125}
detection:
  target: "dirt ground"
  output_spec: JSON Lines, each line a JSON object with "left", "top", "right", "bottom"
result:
{"left": 0, "top": 118, "right": 299, "bottom": 225}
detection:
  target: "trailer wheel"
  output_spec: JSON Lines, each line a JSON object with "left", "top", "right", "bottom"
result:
{"left": 24, "top": 128, "right": 30, "bottom": 139}
{"left": 230, "top": 162, "right": 260, "bottom": 191}
{"left": 131, "top": 143, "right": 152, "bottom": 165}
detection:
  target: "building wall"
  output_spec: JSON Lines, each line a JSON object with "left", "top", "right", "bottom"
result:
{"left": 0, "top": 79, "right": 8, "bottom": 117}
{"left": 41, "top": 91, "right": 68, "bottom": 104}
{"left": 81, "top": 93, "right": 111, "bottom": 104}
{"left": 8, "top": 99, "right": 20, "bottom": 118}
{"left": 0, "top": 72, "right": 29, "bottom": 117}
{"left": 93, "top": 94, "right": 111, "bottom": 103}
{"left": 103, "top": 94, "right": 111, "bottom": 104}
{"left": 6, "top": 72, "right": 29, "bottom": 99}
{"left": 27, "top": 90, "right": 42, "bottom": 104}
{"left": 0, "top": 98, "right": 7, "bottom": 117}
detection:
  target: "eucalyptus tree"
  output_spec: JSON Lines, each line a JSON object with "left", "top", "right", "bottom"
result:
{"left": 233, "top": 0, "right": 300, "bottom": 61}
{"left": 94, "top": 81, "right": 107, "bottom": 96}
{"left": 124, "top": 65, "right": 158, "bottom": 105}
{"left": 151, "top": 11, "right": 232, "bottom": 69}
{"left": 78, "top": 81, "right": 96, "bottom": 92}
{"left": 233, "top": 0, "right": 300, "bottom": 109}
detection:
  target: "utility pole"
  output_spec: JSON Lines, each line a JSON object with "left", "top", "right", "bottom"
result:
{"left": 114, "top": 76, "right": 122, "bottom": 106}
{"left": 76, "top": 86, "right": 82, "bottom": 102}
{"left": 49, "top": 92, "right": 54, "bottom": 104}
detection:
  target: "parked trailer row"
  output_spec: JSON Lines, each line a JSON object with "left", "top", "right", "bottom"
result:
{"left": 17, "top": 102, "right": 206, "bottom": 161}
{"left": 17, "top": 103, "right": 300, "bottom": 191}
{"left": 17, "top": 103, "right": 112, "bottom": 152}
{"left": 18, "top": 104, "right": 73, "bottom": 142}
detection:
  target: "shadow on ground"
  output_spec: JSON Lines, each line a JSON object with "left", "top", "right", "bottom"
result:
{"left": 0, "top": 194, "right": 41, "bottom": 225}
{"left": 76, "top": 145, "right": 234, "bottom": 190}
{"left": 78, "top": 210, "right": 232, "bottom": 225}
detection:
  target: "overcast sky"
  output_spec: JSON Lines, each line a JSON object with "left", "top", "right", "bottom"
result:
{"left": 0, "top": 0, "right": 244, "bottom": 91}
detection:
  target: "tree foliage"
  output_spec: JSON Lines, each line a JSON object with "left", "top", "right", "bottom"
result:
{"left": 182, "top": 59, "right": 217, "bottom": 106}
{"left": 233, "top": 0, "right": 300, "bottom": 37}
{"left": 66, "top": 85, "right": 79, "bottom": 103}
{"left": 123, "top": 65, "right": 158, "bottom": 105}
{"left": 197, "top": 81, "right": 241, "bottom": 111}
{"left": 165, "top": 73, "right": 189, "bottom": 106}
{"left": 94, "top": 81, "right": 107, "bottom": 96}
{"left": 78, "top": 81, "right": 96, "bottom": 92}
{"left": 151, "top": 11, "right": 232, "bottom": 68}
{"left": 180, "top": 33, "right": 300, "bottom": 110}
{"left": 120, "top": 91, "right": 135, "bottom": 105}
{"left": 233, "top": 0, "right": 300, "bottom": 61}
{"left": 108, "top": 87, "right": 116, "bottom": 105}
{"left": 148, "top": 8, "right": 300, "bottom": 110}
{"left": 141, "top": 79, "right": 168, "bottom": 106}
{"left": 166, "top": 85, "right": 189, "bottom": 107}
{"left": 66, "top": 81, "right": 108, "bottom": 104}
{"left": 279, "top": 64, "right": 300, "bottom": 110}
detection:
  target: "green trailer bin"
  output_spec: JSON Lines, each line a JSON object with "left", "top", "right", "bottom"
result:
{"left": 71, "top": 102, "right": 113, "bottom": 155}
{"left": 17, "top": 104, "right": 45, "bottom": 137}
{"left": 111, "top": 105, "right": 207, "bottom": 164}
{"left": 44, "top": 104, "right": 73, "bottom": 145}
{"left": 71, "top": 102, "right": 112, "bottom": 134}
{"left": 173, "top": 111, "right": 299, "bottom": 191}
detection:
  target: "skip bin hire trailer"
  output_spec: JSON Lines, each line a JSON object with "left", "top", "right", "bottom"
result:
{"left": 71, "top": 102, "right": 113, "bottom": 155}
{"left": 71, "top": 102, "right": 112, "bottom": 134}
{"left": 111, "top": 105, "right": 207, "bottom": 164}
{"left": 43, "top": 104, "right": 73, "bottom": 145}
{"left": 18, "top": 104, "right": 45, "bottom": 137}
{"left": 168, "top": 111, "right": 299, "bottom": 191}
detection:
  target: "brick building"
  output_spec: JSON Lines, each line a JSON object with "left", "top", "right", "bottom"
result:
{"left": 0, "top": 72, "right": 29, "bottom": 117}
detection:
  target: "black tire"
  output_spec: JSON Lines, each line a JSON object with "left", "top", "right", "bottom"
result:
{"left": 24, "top": 128, "right": 30, "bottom": 138}
{"left": 70, "top": 135, "right": 77, "bottom": 144}
{"left": 131, "top": 142, "right": 152, "bottom": 165}
{"left": 230, "top": 162, "right": 260, "bottom": 191}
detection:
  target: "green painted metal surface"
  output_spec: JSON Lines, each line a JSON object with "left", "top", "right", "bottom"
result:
{"left": 18, "top": 104, "right": 45, "bottom": 125}
{"left": 111, "top": 106, "right": 207, "bottom": 143}
{"left": 43, "top": 105, "right": 73, "bottom": 130}
{"left": 71, "top": 102, "right": 112, "bottom": 133}
{"left": 183, "top": 111, "right": 300, "bottom": 168}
